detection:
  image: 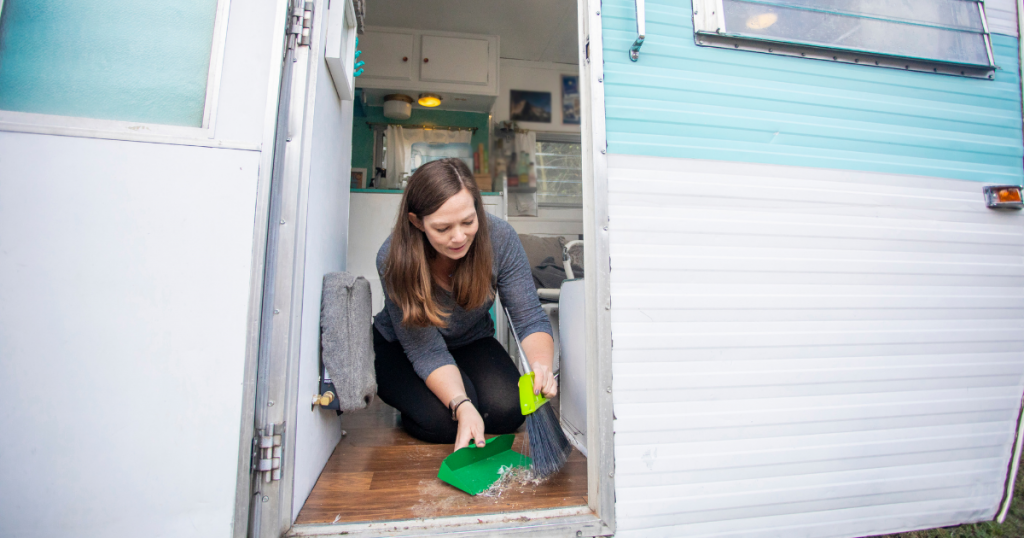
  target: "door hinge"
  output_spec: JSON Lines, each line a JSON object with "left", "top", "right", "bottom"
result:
{"left": 252, "top": 423, "right": 284, "bottom": 482}
{"left": 287, "top": 1, "right": 314, "bottom": 50}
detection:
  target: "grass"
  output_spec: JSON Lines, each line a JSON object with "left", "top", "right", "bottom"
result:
{"left": 871, "top": 461, "right": 1024, "bottom": 538}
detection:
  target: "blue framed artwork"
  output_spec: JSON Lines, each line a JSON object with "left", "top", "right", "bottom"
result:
{"left": 562, "top": 75, "right": 580, "bottom": 125}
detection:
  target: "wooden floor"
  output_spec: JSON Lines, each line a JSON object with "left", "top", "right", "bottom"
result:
{"left": 295, "top": 398, "right": 587, "bottom": 525}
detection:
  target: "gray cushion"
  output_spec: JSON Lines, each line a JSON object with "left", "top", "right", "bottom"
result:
{"left": 517, "top": 234, "right": 566, "bottom": 270}
{"left": 321, "top": 272, "right": 376, "bottom": 412}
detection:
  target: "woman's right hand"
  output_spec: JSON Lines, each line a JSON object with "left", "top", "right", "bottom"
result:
{"left": 453, "top": 402, "right": 487, "bottom": 451}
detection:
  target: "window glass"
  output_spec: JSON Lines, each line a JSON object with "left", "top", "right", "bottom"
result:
{"left": 0, "top": 0, "right": 219, "bottom": 126}
{"left": 759, "top": 0, "right": 983, "bottom": 30}
{"left": 695, "top": 0, "right": 995, "bottom": 75}
{"left": 722, "top": 0, "right": 990, "bottom": 66}
{"left": 535, "top": 140, "right": 583, "bottom": 206}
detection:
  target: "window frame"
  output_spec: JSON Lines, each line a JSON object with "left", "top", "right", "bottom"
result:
{"left": 0, "top": 0, "right": 238, "bottom": 148}
{"left": 691, "top": 0, "right": 997, "bottom": 79}
{"left": 535, "top": 132, "right": 584, "bottom": 208}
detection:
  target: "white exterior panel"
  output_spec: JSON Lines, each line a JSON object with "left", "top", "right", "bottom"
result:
{"left": 607, "top": 154, "right": 1024, "bottom": 538}
{"left": 0, "top": 133, "right": 260, "bottom": 538}
{"left": 987, "top": 0, "right": 1019, "bottom": 37}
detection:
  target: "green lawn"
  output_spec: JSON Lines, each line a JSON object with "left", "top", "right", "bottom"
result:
{"left": 872, "top": 461, "right": 1024, "bottom": 538}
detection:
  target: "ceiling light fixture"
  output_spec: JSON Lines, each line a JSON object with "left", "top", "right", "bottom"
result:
{"left": 418, "top": 93, "right": 442, "bottom": 107}
{"left": 383, "top": 94, "right": 413, "bottom": 120}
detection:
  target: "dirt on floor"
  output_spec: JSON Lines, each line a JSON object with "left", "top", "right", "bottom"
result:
{"left": 871, "top": 464, "right": 1024, "bottom": 538}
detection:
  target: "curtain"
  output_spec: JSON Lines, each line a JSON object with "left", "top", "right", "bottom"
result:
{"left": 508, "top": 131, "right": 538, "bottom": 217}
{"left": 384, "top": 125, "right": 472, "bottom": 189}
{"left": 384, "top": 124, "right": 406, "bottom": 189}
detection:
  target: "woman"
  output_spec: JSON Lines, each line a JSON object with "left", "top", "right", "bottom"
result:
{"left": 373, "top": 158, "right": 556, "bottom": 451}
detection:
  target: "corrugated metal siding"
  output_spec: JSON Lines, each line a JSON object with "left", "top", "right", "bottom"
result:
{"left": 987, "top": 0, "right": 1019, "bottom": 37}
{"left": 607, "top": 154, "right": 1024, "bottom": 537}
{"left": 601, "top": 0, "right": 1024, "bottom": 184}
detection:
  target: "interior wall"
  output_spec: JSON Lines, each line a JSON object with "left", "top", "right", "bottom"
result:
{"left": 509, "top": 206, "right": 584, "bottom": 237}
{"left": 290, "top": 0, "right": 356, "bottom": 521}
{"left": 496, "top": 59, "right": 584, "bottom": 236}
{"left": 494, "top": 59, "right": 581, "bottom": 134}
{"left": 350, "top": 104, "right": 490, "bottom": 179}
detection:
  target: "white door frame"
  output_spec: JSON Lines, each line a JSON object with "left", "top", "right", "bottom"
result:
{"left": 578, "top": 0, "right": 616, "bottom": 532}
{"left": 229, "top": 0, "right": 297, "bottom": 535}
{"left": 241, "top": 0, "right": 618, "bottom": 534}
{"left": 236, "top": 0, "right": 322, "bottom": 536}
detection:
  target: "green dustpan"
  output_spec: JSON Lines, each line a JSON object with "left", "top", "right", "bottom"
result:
{"left": 437, "top": 434, "right": 532, "bottom": 495}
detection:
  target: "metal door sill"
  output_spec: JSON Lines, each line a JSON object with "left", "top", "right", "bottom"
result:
{"left": 286, "top": 506, "right": 610, "bottom": 537}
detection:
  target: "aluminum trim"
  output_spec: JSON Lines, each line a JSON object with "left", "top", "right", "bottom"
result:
{"left": 250, "top": 1, "right": 317, "bottom": 535}
{"left": 999, "top": 0, "right": 1024, "bottom": 523}
{"left": 696, "top": 32, "right": 998, "bottom": 79}
{"left": 202, "top": 0, "right": 233, "bottom": 133}
{"left": 581, "top": 0, "right": 616, "bottom": 531}
{"left": 981, "top": 2, "right": 998, "bottom": 66}
{"left": 287, "top": 509, "right": 602, "bottom": 537}
{"left": 231, "top": 1, "right": 294, "bottom": 537}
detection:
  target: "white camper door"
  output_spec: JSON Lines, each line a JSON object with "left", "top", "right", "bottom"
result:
{"left": 249, "top": 0, "right": 356, "bottom": 536}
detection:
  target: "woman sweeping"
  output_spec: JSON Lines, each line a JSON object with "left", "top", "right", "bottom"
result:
{"left": 373, "top": 158, "right": 557, "bottom": 451}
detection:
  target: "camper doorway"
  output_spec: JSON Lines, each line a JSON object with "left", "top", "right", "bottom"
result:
{"left": 242, "top": 0, "right": 615, "bottom": 536}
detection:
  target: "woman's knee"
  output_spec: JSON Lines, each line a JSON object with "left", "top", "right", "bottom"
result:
{"left": 481, "top": 397, "right": 525, "bottom": 434}
{"left": 402, "top": 411, "right": 459, "bottom": 444}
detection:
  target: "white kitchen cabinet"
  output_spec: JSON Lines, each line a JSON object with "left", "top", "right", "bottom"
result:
{"left": 359, "top": 30, "right": 415, "bottom": 81}
{"left": 420, "top": 35, "right": 489, "bottom": 86}
{"left": 357, "top": 27, "right": 498, "bottom": 98}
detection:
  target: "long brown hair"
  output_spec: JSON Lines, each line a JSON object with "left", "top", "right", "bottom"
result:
{"left": 384, "top": 158, "right": 493, "bottom": 328}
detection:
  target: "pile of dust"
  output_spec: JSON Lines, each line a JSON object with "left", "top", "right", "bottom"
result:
{"left": 412, "top": 466, "right": 550, "bottom": 517}
{"left": 412, "top": 479, "right": 473, "bottom": 518}
{"left": 478, "top": 465, "right": 549, "bottom": 499}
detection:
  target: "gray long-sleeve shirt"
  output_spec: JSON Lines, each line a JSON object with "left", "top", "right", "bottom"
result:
{"left": 373, "top": 214, "right": 553, "bottom": 380}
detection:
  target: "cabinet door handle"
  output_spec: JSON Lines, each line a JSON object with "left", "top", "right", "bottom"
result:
{"left": 423, "top": 58, "right": 429, "bottom": 63}
{"left": 402, "top": 56, "right": 408, "bottom": 62}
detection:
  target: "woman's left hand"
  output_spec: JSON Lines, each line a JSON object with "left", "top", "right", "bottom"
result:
{"left": 531, "top": 362, "right": 558, "bottom": 399}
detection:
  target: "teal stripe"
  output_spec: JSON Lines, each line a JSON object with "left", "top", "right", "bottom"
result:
{"left": 601, "top": 0, "right": 1024, "bottom": 184}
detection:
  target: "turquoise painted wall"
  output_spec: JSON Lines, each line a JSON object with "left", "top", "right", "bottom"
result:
{"left": 352, "top": 106, "right": 490, "bottom": 179}
{"left": 601, "top": 0, "right": 1024, "bottom": 184}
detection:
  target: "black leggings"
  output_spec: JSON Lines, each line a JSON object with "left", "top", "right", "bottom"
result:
{"left": 373, "top": 327, "right": 525, "bottom": 443}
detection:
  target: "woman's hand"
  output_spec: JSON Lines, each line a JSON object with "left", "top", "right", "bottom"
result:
{"left": 532, "top": 362, "right": 558, "bottom": 399}
{"left": 453, "top": 402, "right": 487, "bottom": 451}
{"left": 521, "top": 332, "right": 557, "bottom": 398}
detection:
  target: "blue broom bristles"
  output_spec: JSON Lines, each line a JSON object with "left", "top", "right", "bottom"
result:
{"left": 526, "top": 402, "right": 571, "bottom": 478}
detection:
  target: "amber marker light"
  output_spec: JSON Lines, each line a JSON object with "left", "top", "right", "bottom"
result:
{"left": 983, "top": 185, "right": 1024, "bottom": 209}
{"left": 418, "top": 93, "right": 442, "bottom": 107}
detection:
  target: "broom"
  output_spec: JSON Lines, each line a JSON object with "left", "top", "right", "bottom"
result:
{"left": 505, "top": 307, "right": 572, "bottom": 478}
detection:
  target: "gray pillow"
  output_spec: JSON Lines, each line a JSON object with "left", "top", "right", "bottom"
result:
{"left": 517, "top": 234, "right": 566, "bottom": 270}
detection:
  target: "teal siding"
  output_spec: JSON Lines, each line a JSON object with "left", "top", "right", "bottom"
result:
{"left": 601, "top": 0, "right": 1024, "bottom": 184}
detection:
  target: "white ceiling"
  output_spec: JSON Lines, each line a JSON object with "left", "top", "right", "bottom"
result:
{"left": 364, "top": 0, "right": 579, "bottom": 65}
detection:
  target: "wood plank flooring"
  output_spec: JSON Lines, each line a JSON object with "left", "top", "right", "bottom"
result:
{"left": 295, "top": 399, "right": 587, "bottom": 525}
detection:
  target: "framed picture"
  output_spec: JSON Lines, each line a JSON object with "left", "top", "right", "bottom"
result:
{"left": 510, "top": 90, "right": 551, "bottom": 123}
{"left": 561, "top": 75, "right": 581, "bottom": 125}
{"left": 350, "top": 168, "right": 367, "bottom": 189}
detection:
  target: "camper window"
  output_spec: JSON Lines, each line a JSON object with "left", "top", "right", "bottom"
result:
{"left": 535, "top": 134, "right": 583, "bottom": 207}
{"left": 692, "top": 0, "right": 996, "bottom": 79}
{"left": 0, "top": 0, "right": 231, "bottom": 141}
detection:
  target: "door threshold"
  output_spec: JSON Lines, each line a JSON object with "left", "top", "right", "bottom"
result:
{"left": 287, "top": 506, "right": 609, "bottom": 537}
